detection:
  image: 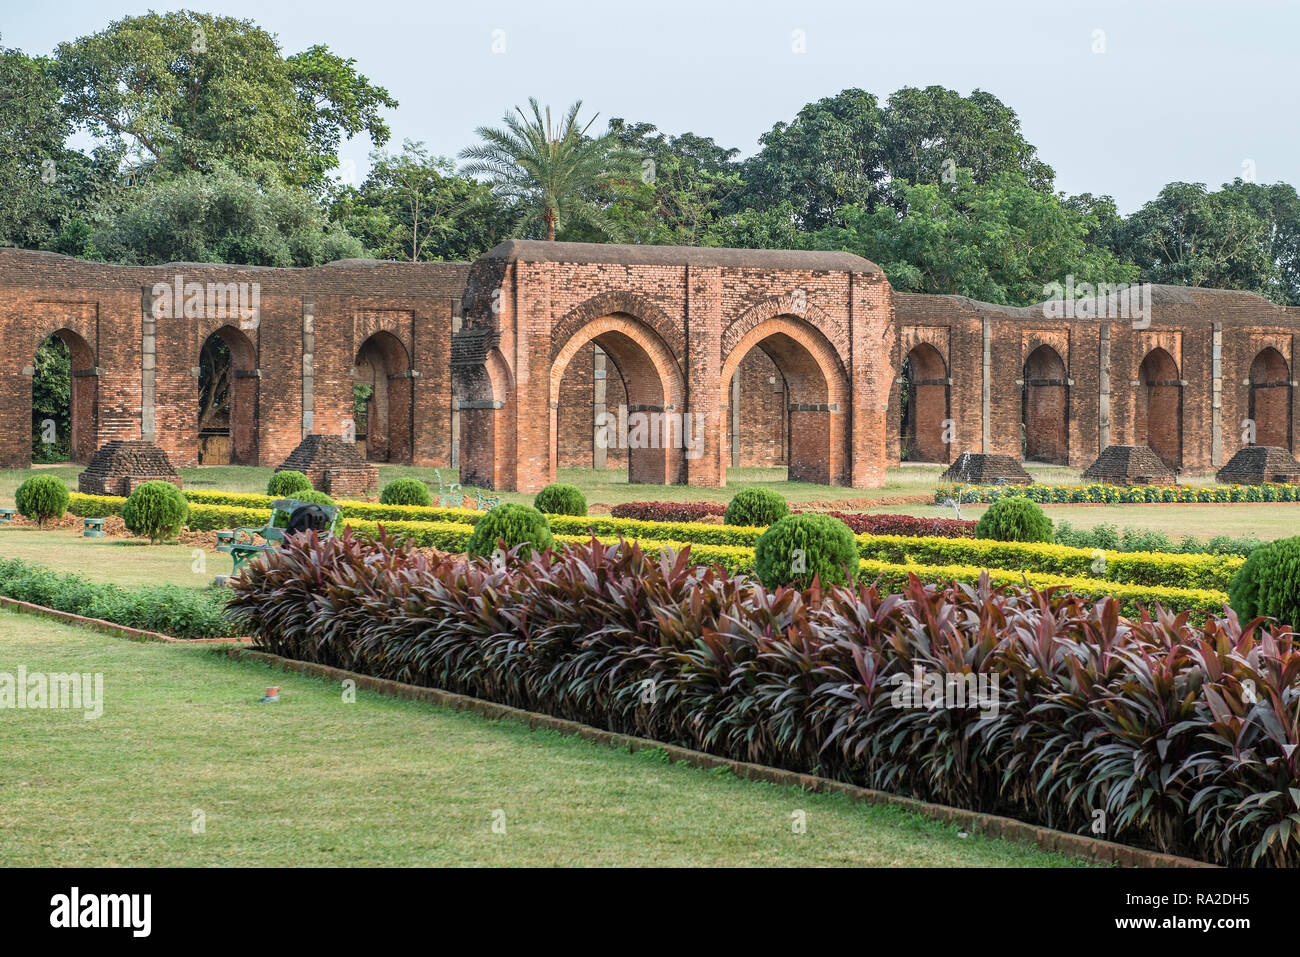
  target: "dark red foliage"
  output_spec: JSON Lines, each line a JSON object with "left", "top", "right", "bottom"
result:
{"left": 610, "top": 500, "right": 727, "bottom": 522}
{"left": 227, "top": 528, "right": 1300, "bottom": 867}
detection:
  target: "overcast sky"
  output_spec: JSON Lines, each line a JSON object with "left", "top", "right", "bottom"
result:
{"left": 5, "top": 0, "right": 1296, "bottom": 213}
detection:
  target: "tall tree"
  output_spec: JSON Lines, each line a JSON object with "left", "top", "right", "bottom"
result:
{"left": 741, "top": 89, "right": 888, "bottom": 230}
{"left": 1115, "top": 182, "right": 1280, "bottom": 297}
{"left": 814, "top": 169, "right": 1134, "bottom": 305}
{"left": 880, "top": 86, "right": 1054, "bottom": 193}
{"left": 53, "top": 11, "right": 395, "bottom": 191}
{"left": 331, "top": 140, "right": 515, "bottom": 261}
{"left": 460, "top": 99, "right": 641, "bottom": 241}
{"left": 0, "top": 41, "right": 75, "bottom": 248}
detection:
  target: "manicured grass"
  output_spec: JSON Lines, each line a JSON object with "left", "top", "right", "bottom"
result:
{"left": 0, "top": 612, "right": 1087, "bottom": 867}
{"left": 0, "top": 528, "right": 214, "bottom": 589}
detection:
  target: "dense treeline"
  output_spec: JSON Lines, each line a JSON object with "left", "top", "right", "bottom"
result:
{"left": 4, "top": 10, "right": 1299, "bottom": 310}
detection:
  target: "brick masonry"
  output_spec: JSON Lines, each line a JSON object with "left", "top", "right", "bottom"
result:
{"left": 6, "top": 244, "right": 1300, "bottom": 491}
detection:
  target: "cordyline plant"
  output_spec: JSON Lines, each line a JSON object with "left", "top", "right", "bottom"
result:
{"left": 226, "top": 528, "right": 1300, "bottom": 866}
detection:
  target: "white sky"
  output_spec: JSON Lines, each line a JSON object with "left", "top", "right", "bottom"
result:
{"left": 4, "top": 0, "right": 1296, "bottom": 213}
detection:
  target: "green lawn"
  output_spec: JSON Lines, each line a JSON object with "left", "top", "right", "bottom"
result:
{"left": 0, "top": 612, "right": 1086, "bottom": 867}
{"left": 0, "top": 528, "right": 213, "bottom": 588}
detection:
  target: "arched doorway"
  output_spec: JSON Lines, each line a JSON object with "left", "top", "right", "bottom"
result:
{"left": 355, "top": 331, "right": 413, "bottom": 463}
{"left": 198, "top": 326, "right": 258, "bottom": 465}
{"left": 31, "top": 329, "right": 96, "bottom": 464}
{"left": 1022, "top": 345, "right": 1069, "bottom": 464}
{"left": 1249, "top": 347, "right": 1291, "bottom": 449}
{"left": 721, "top": 317, "right": 849, "bottom": 486}
{"left": 1137, "top": 348, "right": 1182, "bottom": 471}
{"left": 899, "top": 343, "right": 949, "bottom": 463}
{"left": 550, "top": 314, "right": 685, "bottom": 485}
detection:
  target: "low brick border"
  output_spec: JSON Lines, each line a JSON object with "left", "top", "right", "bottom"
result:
{"left": 229, "top": 647, "right": 1214, "bottom": 869}
{"left": 0, "top": 596, "right": 251, "bottom": 645}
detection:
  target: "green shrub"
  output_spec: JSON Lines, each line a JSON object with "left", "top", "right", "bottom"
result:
{"left": 464, "top": 504, "right": 554, "bottom": 560}
{"left": 293, "top": 490, "right": 336, "bottom": 507}
{"left": 15, "top": 475, "right": 70, "bottom": 526}
{"left": 0, "top": 557, "right": 233, "bottom": 639}
{"left": 1230, "top": 536, "right": 1300, "bottom": 629}
{"left": 122, "top": 481, "right": 189, "bottom": 544}
{"left": 724, "top": 487, "right": 788, "bottom": 528}
{"left": 753, "top": 513, "right": 859, "bottom": 590}
{"left": 533, "top": 483, "right": 587, "bottom": 516}
{"left": 974, "top": 496, "right": 1053, "bottom": 543}
{"left": 267, "top": 470, "right": 313, "bottom": 497}
{"left": 379, "top": 478, "right": 432, "bottom": 507}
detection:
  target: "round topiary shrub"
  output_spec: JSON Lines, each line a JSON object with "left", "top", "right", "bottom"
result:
{"left": 268, "top": 470, "right": 313, "bottom": 497}
{"left": 122, "top": 480, "right": 189, "bottom": 544}
{"left": 465, "top": 504, "right": 555, "bottom": 561}
{"left": 533, "top": 483, "right": 587, "bottom": 516}
{"left": 1229, "top": 536, "right": 1300, "bottom": 629}
{"left": 724, "top": 487, "right": 789, "bottom": 527}
{"left": 379, "top": 478, "right": 432, "bottom": 507}
{"left": 15, "top": 475, "right": 70, "bottom": 527}
{"left": 754, "top": 513, "right": 859, "bottom": 590}
{"left": 973, "top": 495, "right": 1053, "bottom": 543}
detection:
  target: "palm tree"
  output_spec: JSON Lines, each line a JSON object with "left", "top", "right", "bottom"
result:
{"left": 460, "top": 98, "right": 639, "bottom": 242}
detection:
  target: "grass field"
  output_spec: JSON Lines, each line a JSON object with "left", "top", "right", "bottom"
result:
{"left": 0, "top": 612, "right": 1087, "bottom": 867}
{"left": 0, "top": 528, "right": 212, "bottom": 588}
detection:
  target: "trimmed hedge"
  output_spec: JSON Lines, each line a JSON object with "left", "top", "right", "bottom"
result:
{"left": 464, "top": 504, "right": 554, "bottom": 560}
{"left": 267, "top": 471, "right": 312, "bottom": 497}
{"left": 380, "top": 478, "right": 432, "bottom": 507}
{"left": 939, "top": 481, "right": 1300, "bottom": 504}
{"left": 16, "top": 475, "right": 70, "bottom": 525}
{"left": 754, "top": 513, "right": 859, "bottom": 589}
{"left": 229, "top": 533, "right": 1285, "bottom": 865}
{"left": 724, "top": 487, "right": 788, "bottom": 527}
{"left": 533, "top": 483, "right": 587, "bottom": 516}
{"left": 64, "top": 491, "right": 1241, "bottom": 592}
{"left": 0, "top": 557, "right": 236, "bottom": 639}
{"left": 339, "top": 517, "right": 1227, "bottom": 618}
{"left": 610, "top": 501, "right": 727, "bottom": 522}
{"left": 122, "top": 481, "right": 189, "bottom": 544}
{"left": 974, "top": 496, "right": 1053, "bottom": 543}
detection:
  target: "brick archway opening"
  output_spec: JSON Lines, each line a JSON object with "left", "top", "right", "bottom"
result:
{"left": 198, "top": 326, "right": 258, "bottom": 465}
{"left": 721, "top": 317, "right": 849, "bottom": 486}
{"left": 1249, "top": 347, "right": 1291, "bottom": 450}
{"left": 1138, "top": 348, "right": 1182, "bottom": 471}
{"left": 900, "top": 343, "right": 949, "bottom": 463}
{"left": 1022, "top": 345, "right": 1068, "bottom": 464}
{"left": 551, "top": 314, "right": 685, "bottom": 486}
{"left": 356, "top": 331, "right": 413, "bottom": 463}
{"left": 32, "top": 328, "right": 96, "bottom": 465}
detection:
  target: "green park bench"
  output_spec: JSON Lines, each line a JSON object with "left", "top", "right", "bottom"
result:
{"left": 215, "top": 498, "right": 341, "bottom": 580}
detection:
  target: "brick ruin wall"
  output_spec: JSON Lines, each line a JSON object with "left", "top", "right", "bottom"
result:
{"left": 5, "top": 243, "right": 1300, "bottom": 488}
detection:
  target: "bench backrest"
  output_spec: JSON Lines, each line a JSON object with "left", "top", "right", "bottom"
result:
{"left": 268, "top": 499, "right": 341, "bottom": 537}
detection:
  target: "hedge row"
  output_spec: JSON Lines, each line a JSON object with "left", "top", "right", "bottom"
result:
{"left": 339, "top": 517, "right": 1226, "bottom": 618}
{"left": 66, "top": 491, "right": 1237, "bottom": 592}
{"left": 227, "top": 532, "right": 1294, "bottom": 866}
{"left": 0, "top": 557, "right": 236, "bottom": 639}
{"left": 937, "top": 482, "right": 1300, "bottom": 504}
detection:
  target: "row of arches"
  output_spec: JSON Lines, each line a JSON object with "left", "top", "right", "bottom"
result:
{"left": 900, "top": 344, "right": 1294, "bottom": 470}
{"left": 29, "top": 327, "right": 415, "bottom": 466}
{"left": 546, "top": 311, "right": 850, "bottom": 486}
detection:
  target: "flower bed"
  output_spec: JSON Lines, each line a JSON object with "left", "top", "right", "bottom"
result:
{"left": 937, "top": 482, "right": 1300, "bottom": 504}
{"left": 227, "top": 530, "right": 1300, "bottom": 866}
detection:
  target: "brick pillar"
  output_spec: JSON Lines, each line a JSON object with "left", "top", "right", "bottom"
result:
{"left": 413, "top": 300, "right": 451, "bottom": 467}
{"left": 301, "top": 296, "right": 315, "bottom": 437}
{"left": 593, "top": 346, "right": 608, "bottom": 470}
{"left": 514, "top": 263, "right": 554, "bottom": 493}
{"left": 685, "top": 265, "right": 723, "bottom": 487}
{"left": 848, "top": 273, "right": 891, "bottom": 487}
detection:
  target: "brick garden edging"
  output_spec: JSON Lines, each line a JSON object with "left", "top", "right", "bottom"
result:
{"left": 0, "top": 595, "right": 251, "bottom": 645}
{"left": 228, "top": 647, "right": 1215, "bottom": 869}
